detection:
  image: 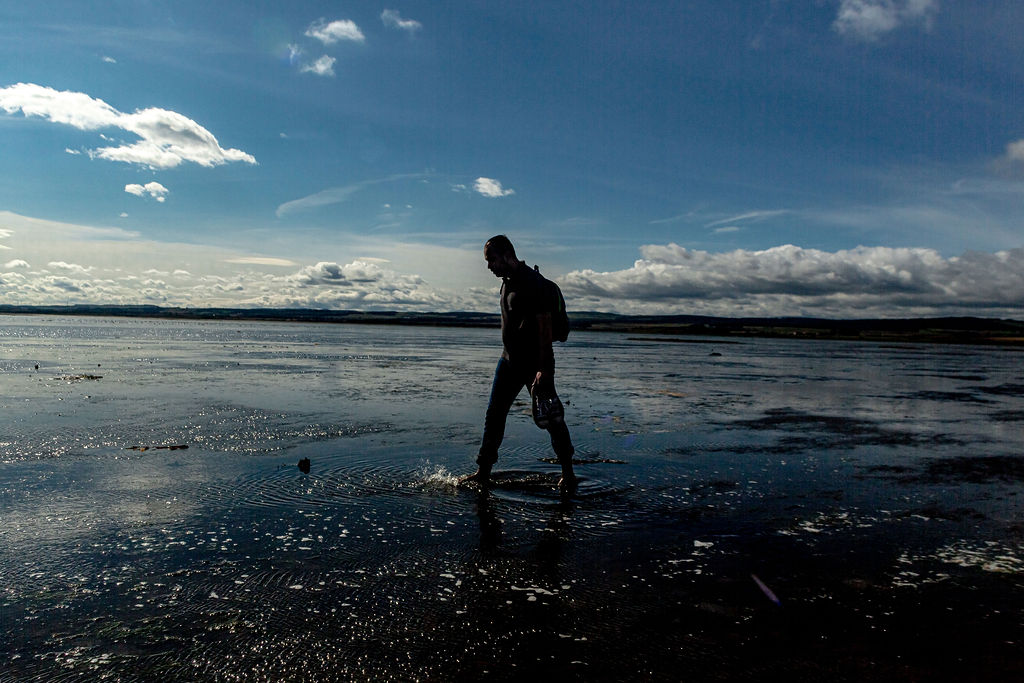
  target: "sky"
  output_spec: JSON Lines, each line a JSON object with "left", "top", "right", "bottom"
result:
{"left": 1, "top": 0, "right": 1023, "bottom": 318}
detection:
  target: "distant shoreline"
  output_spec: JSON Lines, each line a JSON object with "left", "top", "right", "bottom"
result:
{"left": 2, "top": 304, "right": 1023, "bottom": 346}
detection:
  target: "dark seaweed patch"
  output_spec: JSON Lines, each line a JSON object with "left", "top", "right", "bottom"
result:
{"left": 727, "top": 408, "right": 946, "bottom": 452}
{"left": 917, "top": 455, "right": 1024, "bottom": 484}
{"left": 862, "top": 464, "right": 914, "bottom": 475}
{"left": 868, "top": 455, "right": 1024, "bottom": 484}
{"left": 975, "top": 383, "right": 1024, "bottom": 398}
{"left": 901, "top": 390, "right": 993, "bottom": 404}
{"left": 990, "top": 410, "right": 1024, "bottom": 422}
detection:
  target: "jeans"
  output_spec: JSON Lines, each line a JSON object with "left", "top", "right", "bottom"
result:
{"left": 477, "top": 356, "right": 574, "bottom": 466}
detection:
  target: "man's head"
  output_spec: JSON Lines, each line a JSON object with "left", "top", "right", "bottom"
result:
{"left": 484, "top": 235, "right": 519, "bottom": 278}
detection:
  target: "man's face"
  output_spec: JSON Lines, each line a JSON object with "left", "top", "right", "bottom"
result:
{"left": 484, "top": 245, "right": 512, "bottom": 278}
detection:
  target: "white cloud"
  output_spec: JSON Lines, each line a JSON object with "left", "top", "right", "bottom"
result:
{"left": 0, "top": 83, "right": 256, "bottom": 170}
{"left": 102, "top": 56, "right": 117, "bottom": 64}
{"left": 704, "top": 209, "right": 790, "bottom": 229}
{"left": 125, "top": 181, "right": 169, "bottom": 202}
{"left": 1003, "top": 140, "right": 1024, "bottom": 165}
{"left": 713, "top": 226, "right": 740, "bottom": 234}
{"left": 277, "top": 173, "right": 428, "bottom": 217}
{"left": 301, "top": 55, "right": 336, "bottom": 77}
{"left": 225, "top": 257, "right": 299, "bottom": 267}
{"left": 289, "top": 260, "right": 385, "bottom": 286}
{"left": 833, "top": 0, "right": 938, "bottom": 42}
{"left": 305, "top": 18, "right": 365, "bottom": 45}
{"left": 4, "top": 259, "right": 29, "bottom": 269}
{"left": 273, "top": 260, "right": 468, "bottom": 309}
{"left": 474, "top": 177, "right": 515, "bottom": 198}
{"left": 562, "top": 243, "right": 1024, "bottom": 317}
{"left": 64, "top": 148, "right": 81, "bottom": 155}
{"left": 0, "top": 83, "right": 119, "bottom": 129}
{"left": 48, "top": 261, "right": 93, "bottom": 274}
{"left": 381, "top": 9, "right": 422, "bottom": 33}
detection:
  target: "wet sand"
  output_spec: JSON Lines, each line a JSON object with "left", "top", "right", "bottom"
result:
{"left": 1, "top": 316, "right": 1022, "bottom": 681}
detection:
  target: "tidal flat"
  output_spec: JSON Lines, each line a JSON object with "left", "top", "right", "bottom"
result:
{"left": 1, "top": 315, "right": 1022, "bottom": 681}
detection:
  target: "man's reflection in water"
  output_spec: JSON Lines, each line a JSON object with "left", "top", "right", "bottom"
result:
{"left": 532, "top": 500, "right": 575, "bottom": 571}
{"left": 474, "top": 492, "right": 502, "bottom": 551}
{"left": 473, "top": 491, "right": 576, "bottom": 555}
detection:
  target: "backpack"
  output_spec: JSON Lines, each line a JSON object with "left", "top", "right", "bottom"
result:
{"left": 534, "top": 265, "right": 570, "bottom": 342}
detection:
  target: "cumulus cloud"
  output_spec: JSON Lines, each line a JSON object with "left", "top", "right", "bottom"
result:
{"left": 301, "top": 55, "right": 336, "bottom": 77}
{"left": 49, "top": 277, "right": 83, "bottom": 292}
{"left": 305, "top": 18, "right": 365, "bottom": 45}
{"left": 562, "top": 243, "right": 1024, "bottom": 317}
{"left": 125, "top": 181, "right": 169, "bottom": 202}
{"left": 0, "top": 83, "right": 256, "bottom": 170}
{"left": 289, "top": 260, "right": 395, "bottom": 286}
{"left": 381, "top": 9, "right": 422, "bottom": 33}
{"left": 102, "top": 56, "right": 117, "bottom": 64}
{"left": 474, "top": 177, "right": 515, "bottom": 198}
{"left": 267, "top": 259, "right": 472, "bottom": 309}
{"left": 48, "top": 261, "right": 93, "bottom": 275}
{"left": 833, "top": 0, "right": 938, "bottom": 41}
{"left": 4, "top": 259, "right": 29, "bottom": 269}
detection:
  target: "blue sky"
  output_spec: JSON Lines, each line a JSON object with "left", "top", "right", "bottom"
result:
{"left": 1, "top": 0, "right": 1023, "bottom": 317}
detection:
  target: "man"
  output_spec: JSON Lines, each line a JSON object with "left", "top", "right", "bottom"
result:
{"left": 462, "top": 235, "right": 577, "bottom": 493}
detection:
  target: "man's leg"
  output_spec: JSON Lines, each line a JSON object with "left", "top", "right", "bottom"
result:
{"left": 467, "top": 357, "right": 525, "bottom": 484}
{"left": 548, "top": 417, "right": 577, "bottom": 493}
{"left": 536, "top": 376, "right": 577, "bottom": 493}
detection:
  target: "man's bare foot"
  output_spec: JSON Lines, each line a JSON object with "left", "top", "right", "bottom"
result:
{"left": 459, "top": 465, "right": 492, "bottom": 488}
{"left": 558, "top": 473, "right": 578, "bottom": 496}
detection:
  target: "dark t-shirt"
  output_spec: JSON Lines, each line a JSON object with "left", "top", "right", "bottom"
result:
{"left": 500, "top": 262, "right": 554, "bottom": 374}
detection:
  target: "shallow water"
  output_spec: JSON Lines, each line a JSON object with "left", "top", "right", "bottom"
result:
{"left": 1, "top": 316, "right": 1022, "bottom": 681}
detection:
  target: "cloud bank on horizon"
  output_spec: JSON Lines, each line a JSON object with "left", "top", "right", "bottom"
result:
{"left": 2, "top": 211, "right": 1022, "bottom": 318}
{"left": 0, "top": 1, "right": 1022, "bottom": 319}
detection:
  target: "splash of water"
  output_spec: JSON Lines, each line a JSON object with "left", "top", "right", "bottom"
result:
{"left": 417, "top": 463, "right": 461, "bottom": 489}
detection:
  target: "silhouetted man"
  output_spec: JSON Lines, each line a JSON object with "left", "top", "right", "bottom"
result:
{"left": 462, "top": 235, "right": 577, "bottom": 493}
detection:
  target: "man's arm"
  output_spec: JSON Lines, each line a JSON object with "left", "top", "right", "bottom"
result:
{"left": 534, "top": 311, "right": 554, "bottom": 387}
